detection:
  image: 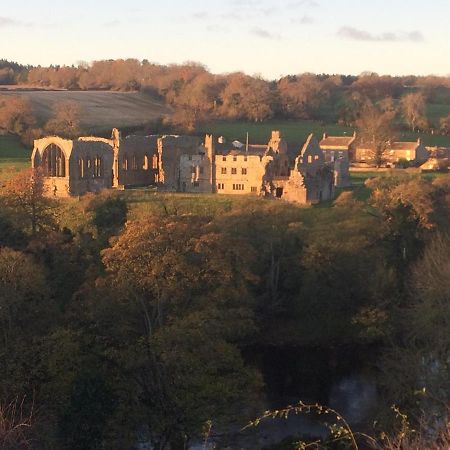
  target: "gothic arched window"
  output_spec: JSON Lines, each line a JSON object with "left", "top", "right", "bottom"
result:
{"left": 42, "top": 144, "right": 66, "bottom": 177}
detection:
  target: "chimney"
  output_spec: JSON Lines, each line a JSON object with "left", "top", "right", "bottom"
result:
{"left": 272, "top": 130, "right": 281, "bottom": 141}
{"left": 323, "top": 132, "right": 328, "bottom": 140}
{"left": 205, "top": 134, "right": 215, "bottom": 160}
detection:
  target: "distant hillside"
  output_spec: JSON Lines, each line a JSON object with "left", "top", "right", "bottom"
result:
{"left": 0, "top": 90, "right": 171, "bottom": 133}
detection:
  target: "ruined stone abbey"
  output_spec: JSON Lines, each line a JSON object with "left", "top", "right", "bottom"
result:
{"left": 32, "top": 129, "right": 351, "bottom": 204}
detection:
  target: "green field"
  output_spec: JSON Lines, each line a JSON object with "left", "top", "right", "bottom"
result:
{"left": 199, "top": 120, "right": 353, "bottom": 147}
{"left": 427, "top": 103, "right": 450, "bottom": 127}
{"left": 0, "top": 135, "right": 30, "bottom": 181}
{"left": 200, "top": 119, "right": 450, "bottom": 148}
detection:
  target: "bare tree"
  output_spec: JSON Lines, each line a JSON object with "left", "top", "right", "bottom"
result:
{"left": 356, "top": 98, "right": 397, "bottom": 167}
{"left": 400, "top": 92, "right": 427, "bottom": 131}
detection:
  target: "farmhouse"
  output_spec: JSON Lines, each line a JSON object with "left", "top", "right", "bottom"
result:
{"left": 354, "top": 138, "right": 429, "bottom": 166}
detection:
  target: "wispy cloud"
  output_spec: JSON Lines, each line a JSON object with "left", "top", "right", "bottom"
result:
{"left": 337, "top": 26, "right": 425, "bottom": 43}
{"left": 291, "top": 15, "right": 314, "bottom": 25}
{"left": 192, "top": 11, "right": 209, "bottom": 19}
{"left": 251, "top": 27, "right": 281, "bottom": 40}
{"left": 0, "top": 16, "right": 31, "bottom": 28}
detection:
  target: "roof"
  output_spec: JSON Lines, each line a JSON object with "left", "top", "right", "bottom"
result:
{"left": 300, "top": 134, "right": 317, "bottom": 157}
{"left": 215, "top": 143, "right": 267, "bottom": 157}
{"left": 320, "top": 135, "right": 356, "bottom": 149}
{"left": 389, "top": 141, "right": 420, "bottom": 151}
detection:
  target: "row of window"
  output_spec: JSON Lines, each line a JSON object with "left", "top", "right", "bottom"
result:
{"left": 78, "top": 156, "right": 103, "bottom": 179}
{"left": 217, "top": 184, "right": 257, "bottom": 191}
{"left": 122, "top": 154, "right": 158, "bottom": 171}
{"left": 220, "top": 167, "right": 248, "bottom": 175}
{"left": 188, "top": 155, "right": 249, "bottom": 162}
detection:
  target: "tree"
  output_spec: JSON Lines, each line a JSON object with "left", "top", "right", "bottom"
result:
{"left": 0, "top": 95, "right": 36, "bottom": 137}
{"left": 0, "top": 168, "right": 57, "bottom": 236}
{"left": 356, "top": 98, "right": 396, "bottom": 167}
{"left": 45, "top": 101, "right": 82, "bottom": 138}
{"left": 84, "top": 215, "right": 261, "bottom": 448}
{"left": 0, "top": 247, "right": 48, "bottom": 353}
{"left": 439, "top": 113, "right": 450, "bottom": 135}
{"left": 400, "top": 92, "right": 427, "bottom": 131}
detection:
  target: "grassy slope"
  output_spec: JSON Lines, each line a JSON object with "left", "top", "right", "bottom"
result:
{"left": 0, "top": 91, "right": 170, "bottom": 133}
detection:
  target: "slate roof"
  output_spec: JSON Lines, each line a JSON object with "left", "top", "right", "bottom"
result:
{"left": 320, "top": 135, "right": 356, "bottom": 149}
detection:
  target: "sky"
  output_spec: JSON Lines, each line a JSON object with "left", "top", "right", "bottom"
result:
{"left": 1, "top": 0, "right": 450, "bottom": 79}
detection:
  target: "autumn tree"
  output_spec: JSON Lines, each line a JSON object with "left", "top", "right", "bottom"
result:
{"left": 400, "top": 92, "right": 427, "bottom": 131}
{"left": 0, "top": 168, "right": 57, "bottom": 236}
{"left": 45, "top": 100, "right": 82, "bottom": 138}
{"left": 0, "top": 95, "right": 36, "bottom": 137}
{"left": 220, "top": 73, "right": 274, "bottom": 121}
{"left": 278, "top": 73, "right": 329, "bottom": 119}
{"left": 84, "top": 215, "right": 261, "bottom": 448}
{"left": 356, "top": 98, "right": 397, "bottom": 166}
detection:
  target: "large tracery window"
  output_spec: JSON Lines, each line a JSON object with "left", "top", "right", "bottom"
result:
{"left": 42, "top": 144, "right": 66, "bottom": 177}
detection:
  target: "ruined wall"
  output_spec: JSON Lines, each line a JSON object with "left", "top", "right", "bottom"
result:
{"left": 32, "top": 136, "right": 114, "bottom": 197}
{"left": 158, "top": 136, "right": 203, "bottom": 191}
{"left": 116, "top": 135, "right": 158, "bottom": 188}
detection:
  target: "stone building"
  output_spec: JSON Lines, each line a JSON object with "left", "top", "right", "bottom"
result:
{"left": 354, "top": 138, "right": 429, "bottom": 166}
{"left": 319, "top": 132, "right": 355, "bottom": 187}
{"left": 179, "top": 131, "right": 337, "bottom": 204}
{"left": 32, "top": 129, "right": 202, "bottom": 197}
{"left": 32, "top": 136, "right": 114, "bottom": 197}
{"left": 273, "top": 134, "right": 335, "bottom": 204}
{"left": 33, "top": 128, "right": 342, "bottom": 205}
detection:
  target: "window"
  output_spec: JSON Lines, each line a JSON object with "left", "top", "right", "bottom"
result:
{"left": 94, "top": 155, "right": 103, "bottom": 178}
{"left": 193, "top": 181, "right": 199, "bottom": 187}
{"left": 217, "top": 183, "right": 224, "bottom": 190}
{"left": 78, "top": 158, "right": 84, "bottom": 179}
{"left": 308, "top": 155, "right": 313, "bottom": 163}
{"left": 188, "top": 155, "right": 192, "bottom": 161}
{"left": 241, "top": 168, "right": 247, "bottom": 175}
{"left": 42, "top": 144, "right": 66, "bottom": 177}
{"left": 315, "top": 155, "right": 319, "bottom": 160}
{"left": 143, "top": 155, "right": 149, "bottom": 170}
{"left": 222, "top": 156, "right": 227, "bottom": 161}
{"left": 233, "top": 156, "right": 237, "bottom": 162}
{"left": 122, "top": 155, "right": 128, "bottom": 170}
{"left": 233, "top": 184, "right": 244, "bottom": 191}
{"left": 152, "top": 154, "right": 158, "bottom": 169}
{"left": 251, "top": 186, "right": 257, "bottom": 193}
{"left": 221, "top": 167, "right": 227, "bottom": 174}
{"left": 244, "top": 156, "right": 248, "bottom": 162}
{"left": 132, "top": 154, "right": 138, "bottom": 170}
{"left": 231, "top": 168, "right": 237, "bottom": 175}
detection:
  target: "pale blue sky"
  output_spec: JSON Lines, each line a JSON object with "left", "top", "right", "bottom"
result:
{"left": 1, "top": 0, "right": 450, "bottom": 78}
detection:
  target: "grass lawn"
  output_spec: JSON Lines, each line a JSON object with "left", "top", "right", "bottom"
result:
{"left": 427, "top": 103, "right": 450, "bottom": 127}
{"left": 0, "top": 135, "right": 30, "bottom": 182}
